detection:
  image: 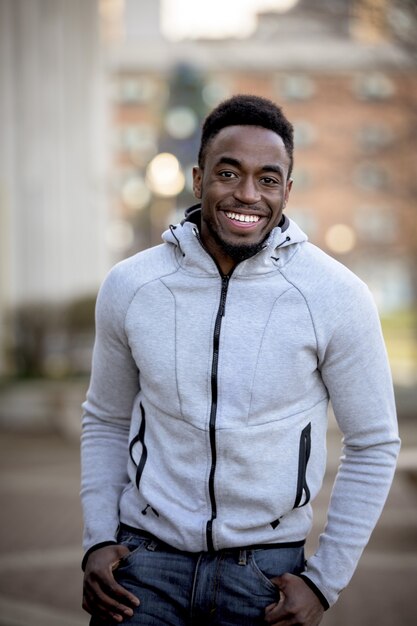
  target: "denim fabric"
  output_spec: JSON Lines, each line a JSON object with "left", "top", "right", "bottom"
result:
{"left": 90, "top": 528, "right": 305, "bottom": 626}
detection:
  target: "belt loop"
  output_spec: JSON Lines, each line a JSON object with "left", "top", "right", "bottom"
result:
{"left": 147, "top": 540, "right": 158, "bottom": 552}
{"left": 238, "top": 549, "right": 247, "bottom": 566}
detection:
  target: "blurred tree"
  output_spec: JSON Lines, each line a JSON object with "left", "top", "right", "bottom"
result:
{"left": 158, "top": 63, "right": 208, "bottom": 205}
{"left": 7, "top": 297, "right": 96, "bottom": 379}
{"left": 386, "top": 0, "right": 417, "bottom": 59}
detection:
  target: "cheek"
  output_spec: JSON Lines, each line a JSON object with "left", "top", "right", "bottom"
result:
{"left": 268, "top": 202, "right": 285, "bottom": 225}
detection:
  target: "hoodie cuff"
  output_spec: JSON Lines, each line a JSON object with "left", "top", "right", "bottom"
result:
{"left": 297, "top": 574, "right": 330, "bottom": 610}
{"left": 81, "top": 541, "right": 118, "bottom": 571}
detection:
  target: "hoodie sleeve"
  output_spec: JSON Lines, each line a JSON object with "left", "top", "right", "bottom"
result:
{"left": 80, "top": 263, "right": 140, "bottom": 561}
{"left": 301, "top": 278, "right": 400, "bottom": 607}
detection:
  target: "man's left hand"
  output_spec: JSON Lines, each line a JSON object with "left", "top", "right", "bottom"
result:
{"left": 264, "top": 573, "right": 324, "bottom": 625}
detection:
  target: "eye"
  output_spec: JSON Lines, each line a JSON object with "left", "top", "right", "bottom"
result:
{"left": 219, "top": 170, "right": 237, "bottom": 179}
{"left": 261, "top": 176, "right": 280, "bottom": 186}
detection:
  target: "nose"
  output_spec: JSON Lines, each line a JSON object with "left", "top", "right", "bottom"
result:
{"left": 233, "top": 176, "right": 260, "bottom": 204}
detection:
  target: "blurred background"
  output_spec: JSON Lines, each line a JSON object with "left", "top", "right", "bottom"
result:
{"left": 0, "top": 1, "right": 416, "bottom": 625}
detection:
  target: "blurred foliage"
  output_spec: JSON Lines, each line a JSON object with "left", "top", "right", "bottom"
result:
{"left": 66, "top": 296, "right": 96, "bottom": 331}
{"left": 381, "top": 308, "right": 417, "bottom": 388}
{"left": 6, "top": 296, "right": 96, "bottom": 379}
{"left": 386, "top": 0, "right": 417, "bottom": 60}
{"left": 381, "top": 308, "right": 417, "bottom": 332}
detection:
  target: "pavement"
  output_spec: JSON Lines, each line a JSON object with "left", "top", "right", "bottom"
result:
{"left": 0, "top": 430, "right": 86, "bottom": 626}
{"left": 0, "top": 383, "right": 416, "bottom": 626}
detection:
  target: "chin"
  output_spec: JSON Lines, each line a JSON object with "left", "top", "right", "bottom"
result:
{"left": 220, "top": 238, "right": 266, "bottom": 263}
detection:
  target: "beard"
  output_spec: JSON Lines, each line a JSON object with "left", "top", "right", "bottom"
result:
{"left": 202, "top": 210, "right": 268, "bottom": 263}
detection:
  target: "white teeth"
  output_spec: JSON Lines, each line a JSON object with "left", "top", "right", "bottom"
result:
{"left": 225, "top": 211, "right": 260, "bottom": 223}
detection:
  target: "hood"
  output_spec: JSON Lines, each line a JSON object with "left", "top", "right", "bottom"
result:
{"left": 162, "top": 204, "right": 308, "bottom": 276}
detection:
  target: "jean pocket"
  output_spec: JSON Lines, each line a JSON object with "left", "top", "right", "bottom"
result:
{"left": 116, "top": 532, "right": 149, "bottom": 568}
{"left": 248, "top": 552, "right": 278, "bottom": 592}
{"left": 249, "top": 546, "right": 305, "bottom": 592}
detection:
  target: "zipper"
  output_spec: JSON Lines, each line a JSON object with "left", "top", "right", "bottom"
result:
{"left": 129, "top": 403, "right": 148, "bottom": 489}
{"left": 206, "top": 273, "right": 230, "bottom": 551}
{"left": 293, "top": 422, "right": 311, "bottom": 508}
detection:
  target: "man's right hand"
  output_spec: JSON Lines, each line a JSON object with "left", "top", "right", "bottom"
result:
{"left": 82, "top": 545, "right": 140, "bottom": 623}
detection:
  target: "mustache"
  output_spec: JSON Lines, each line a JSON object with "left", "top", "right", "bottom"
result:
{"left": 219, "top": 200, "right": 269, "bottom": 213}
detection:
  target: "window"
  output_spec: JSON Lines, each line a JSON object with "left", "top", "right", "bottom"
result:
{"left": 292, "top": 168, "right": 312, "bottom": 190}
{"left": 118, "top": 77, "right": 157, "bottom": 104}
{"left": 353, "top": 73, "right": 395, "bottom": 101}
{"left": 294, "top": 121, "right": 317, "bottom": 148}
{"left": 357, "top": 124, "right": 394, "bottom": 153}
{"left": 353, "top": 163, "right": 389, "bottom": 191}
{"left": 289, "top": 209, "right": 317, "bottom": 237}
{"left": 118, "top": 124, "right": 157, "bottom": 155}
{"left": 354, "top": 206, "right": 397, "bottom": 243}
{"left": 202, "top": 80, "right": 232, "bottom": 107}
{"left": 352, "top": 259, "right": 413, "bottom": 315}
{"left": 278, "top": 75, "right": 316, "bottom": 101}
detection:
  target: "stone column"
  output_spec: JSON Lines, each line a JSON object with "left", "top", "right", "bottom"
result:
{"left": 0, "top": 0, "right": 109, "bottom": 374}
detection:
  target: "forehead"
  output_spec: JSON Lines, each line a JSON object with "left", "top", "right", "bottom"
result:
{"left": 205, "top": 125, "right": 290, "bottom": 170}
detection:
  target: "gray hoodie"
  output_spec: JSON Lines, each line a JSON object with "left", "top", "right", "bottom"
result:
{"left": 81, "top": 209, "right": 400, "bottom": 607}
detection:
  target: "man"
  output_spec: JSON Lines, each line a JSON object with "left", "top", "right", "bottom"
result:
{"left": 81, "top": 94, "right": 400, "bottom": 625}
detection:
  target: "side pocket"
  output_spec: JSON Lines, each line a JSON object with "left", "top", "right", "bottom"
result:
{"left": 129, "top": 403, "right": 148, "bottom": 489}
{"left": 116, "top": 538, "right": 149, "bottom": 570}
{"left": 293, "top": 422, "right": 311, "bottom": 508}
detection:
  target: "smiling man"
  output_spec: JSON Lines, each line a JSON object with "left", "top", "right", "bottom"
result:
{"left": 81, "top": 95, "right": 399, "bottom": 626}
{"left": 194, "top": 123, "right": 292, "bottom": 274}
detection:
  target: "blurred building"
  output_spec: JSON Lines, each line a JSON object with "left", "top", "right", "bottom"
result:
{"left": 0, "top": 0, "right": 415, "bottom": 381}
{"left": 104, "top": 0, "right": 416, "bottom": 319}
{"left": 0, "top": 0, "right": 109, "bottom": 375}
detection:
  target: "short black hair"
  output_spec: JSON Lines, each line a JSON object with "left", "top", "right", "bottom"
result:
{"left": 198, "top": 94, "right": 294, "bottom": 177}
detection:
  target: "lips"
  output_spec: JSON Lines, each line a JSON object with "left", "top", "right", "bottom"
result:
{"left": 220, "top": 208, "right": 268, "bottom": 232}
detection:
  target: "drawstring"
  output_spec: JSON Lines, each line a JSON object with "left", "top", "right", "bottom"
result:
{"left": 271, "top": 236, "right": 291, "bottom": 262}
{"left": 169, "top": 224, "right": 185, "bottom": 257}
{"left": 169, "top": 221, "right": 290, "bottom": 263}
{"left": 277, "top": 236, "right": 291, "bottom": 248}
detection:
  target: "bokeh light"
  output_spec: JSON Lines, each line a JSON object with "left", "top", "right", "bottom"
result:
{"left": 161, "top": 0, "right": 300, "bottom": 40}
{"left": 105, "top": 219, "right": 135, "bottom": 252}
{"left": 121, "top": 176, "right": 151, "bottom": 211}
{"left": 164, "top": 106, "right": 198, "bottom": 139}
{"left": 146, "top": 152, "right": 185, "bottom": 197}
{"left": 325, "top": 224, "right": 357, "bottom": 254}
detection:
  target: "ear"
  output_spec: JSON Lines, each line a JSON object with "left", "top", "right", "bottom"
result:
{"left": 284, "top": 178, "right": 293, "bottom": 205}
{"left": 192, "top": 166, "right": 203, "bottom": 199}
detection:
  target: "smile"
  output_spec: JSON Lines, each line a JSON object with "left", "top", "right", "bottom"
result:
{"left": 225, "top": 212, "right": 260, "bottom": 223}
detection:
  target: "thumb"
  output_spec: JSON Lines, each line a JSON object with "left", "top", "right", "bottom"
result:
{"left": 270, "top": 575, "right": 284, "bottom": 589}
{"left": 110, "top": 545, "right": 131, "bottom": 571}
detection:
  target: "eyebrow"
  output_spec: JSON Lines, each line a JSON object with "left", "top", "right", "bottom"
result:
{"left": 215, "top": 157, "right": 241, "bottom": 168}
{"left": 215, "top": 156, "right": 284, "bottom": 176}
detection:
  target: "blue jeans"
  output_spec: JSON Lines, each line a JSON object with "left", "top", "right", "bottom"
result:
{"left": 91, "top": 527, "right": 305, "bottom": 626}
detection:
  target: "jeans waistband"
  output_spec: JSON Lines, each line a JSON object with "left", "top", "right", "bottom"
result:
{"left": 119, "top": 523, "right": 305, "bottom": 554}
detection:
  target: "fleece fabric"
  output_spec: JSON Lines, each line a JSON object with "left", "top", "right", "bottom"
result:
{"left": 81, "top": 208, "right": 400, "bottom": 607}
